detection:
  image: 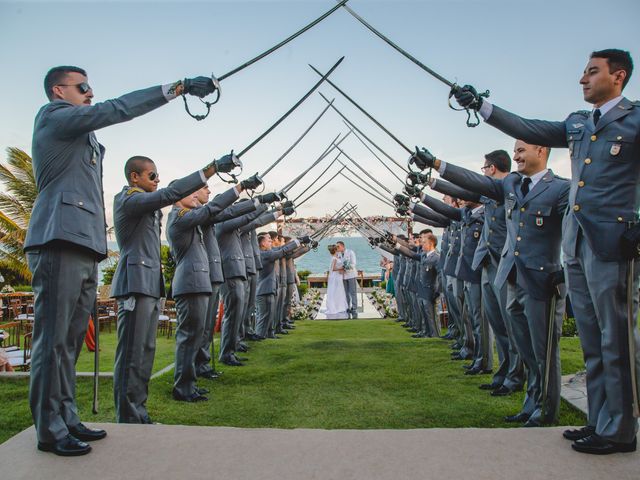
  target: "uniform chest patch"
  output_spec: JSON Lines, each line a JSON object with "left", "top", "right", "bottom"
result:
{"left": 536, "top": 217, "right": 544, "bottom": 227}
{"left": 610, "top": 144, "right": 621, "bottom": 156}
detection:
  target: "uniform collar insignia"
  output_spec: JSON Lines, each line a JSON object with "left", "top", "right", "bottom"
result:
{"left": 572, "top": 123, "right": 584, "bottom": 129}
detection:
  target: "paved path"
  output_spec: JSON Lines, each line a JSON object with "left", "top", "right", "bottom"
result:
{"left": 1, "top": 424, "right": 637, "bottom": 480}
{"left": 315, "top": 293, "right": 383, "bottom": 320}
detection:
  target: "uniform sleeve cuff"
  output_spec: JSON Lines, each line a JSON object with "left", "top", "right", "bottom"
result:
{"left": 162, "top": 81, "right": 182, "bottom": 101}
{"left": 479, "top": 101, "right": 493, "bottom": 120}
{"left": 198, "top": 170, "right": 207, "bottom": 183}
{"left": 437, "top": 161, "right": 447, "bottom": 175}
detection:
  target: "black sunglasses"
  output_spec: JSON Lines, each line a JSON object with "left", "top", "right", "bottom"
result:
{"left": 57, "top": 82, "right": 92, "bottom": 94}
{"left": 148, "top": 171, "right": 159, "bottom": 181}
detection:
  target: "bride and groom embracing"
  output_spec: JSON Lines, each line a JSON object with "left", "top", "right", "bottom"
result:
{"left": 324, "top": 241, "right": 358, "bottom": 319}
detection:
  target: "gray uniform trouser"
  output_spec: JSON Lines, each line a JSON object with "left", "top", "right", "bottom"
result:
{"left": 195, "top": 284, "right": 220, "bottom": 376}
{"left": 441, "top": 271, "right": 456, "bottom": 335}
{"left": 273, "top": 283, "right": 286, "bottom": 331}
{"left": 284, "top": 283, "right": 296, "bottom": 323}
{"left": 566, "top": 231, "right": 640, "bottom": 443}
{"left": 114, "top": 295, "right": 160, "bottom": 423}
{"left": 394, "top": 278, "right": 405, "bottom": 321}
{"left": 256, "top": 294, "right": 275, "bottom": 338}
{"left": 26, "top": 246, "right": 97, "bottom": 444}
{"left": 464, "top": 281, "right": 489, "bottom": 369}
{"left": 238, "top": 278, "right": 250, "bottom": 343}
{"left": 443, "top": 274, "right": 463, "bottom": 343}
{"left": 219, "top": 277, "right": 245, "bottom": 360}
{"left": 417, "top": 297, "right": 437, "bottom": 337}
{"left": 506, "top": 278, "right": 564, "bottom": 422}
{"left": 174, "top": 293, "right": 209, "bottom": 397}
{"left": 343, "top": 277, "right": 358, "bottom": 316}
{"left": 453, "top": 278, "right": 472, "bottom": 357}
{"left": 242, "top": 273, "right": 257, "bottom": 336}
{"left": 483, "top": 261, "right": 523, "bottom": 389}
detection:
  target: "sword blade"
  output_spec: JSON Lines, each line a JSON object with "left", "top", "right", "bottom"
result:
{"left": 297, "top": 166, "right": 346, "bottom": 207}
{"left": 627, "top": 258, "right": 640, "bottom": 417}
{"left": 335, "top": 146, "right": 393, "bottom": 194}
{"left": 237, "top": 56, "right": 344, "bottom": 158}
{"left": 260, "top": 99, "right": 335, "bottom": 178}
{"left": 542, "top": 292, "right": 558, "bottom": 413}
{"left": 318, "top": 92, "right": 409, "bottom": 174}
{"left": 218, "top": 0, "right": 350, "bottom": 82}
{"left": 338, "top": 171, "right": 394, "bottom": 208}
{"left": 337, "top": 160, "right": 393, "bottom": 204}
{"left": 348, "top": 124, "right": 405, "bottom": 183}
{"left": 309, "top": 63, "right": 412, "bottom": 154}
{"left": 292, "top": 154, "right": 341, "bottom": 203}
{"left": 338, "top": 1, "right": 454, "bottom": 88}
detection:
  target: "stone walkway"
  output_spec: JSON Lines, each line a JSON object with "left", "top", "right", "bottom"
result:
{"left": 1, "top": 424, "right": 637, "bottom": 480}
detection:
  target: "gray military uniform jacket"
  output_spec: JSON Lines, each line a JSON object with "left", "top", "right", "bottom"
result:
{"left": 26, "top": 86, "right": 169, "bottom": 259}
{"left": 257, "top": 241, "right": 300, "bottom": 296}
{"left": 239, "top": 210, "right": 280, "bottom": 276}
{"left": 396, "top": 246, "right": 441, "bottom": 300}
{"left": 286, "top": 246, "right": 310, "bottom": 284}
{"left": 167, "top": 188, "right": 242, "bottom": 296}
{"left": 111, "top": 170, "right": 205, "bottom": 299}
{"left": 214, "top": 204, "right": 268, "bottom": 280}
{"left": 442, "top": 164, "right": 569, "bottom": 300}
{"left": 486, "top": 99, "right": 640, "bottom": 262}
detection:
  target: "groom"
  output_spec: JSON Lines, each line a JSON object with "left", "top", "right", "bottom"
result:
{"left": 336, "top": 241, "right": 358, "bottom": 319}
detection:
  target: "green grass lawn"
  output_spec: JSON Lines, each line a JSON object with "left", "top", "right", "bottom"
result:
{"left": 0, "top": 319, "right": 586, "bottom": 444}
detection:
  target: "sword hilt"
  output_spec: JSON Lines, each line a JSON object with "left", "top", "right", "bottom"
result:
{"left": 447, "top": 84, "right": 490, "bottom": 128}
{"left": 182, "top": 73, "right": 222, "bottom": 121}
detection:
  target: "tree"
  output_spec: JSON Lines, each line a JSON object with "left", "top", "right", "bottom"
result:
{"left": 0, "top": 148, "right": 37, "bottom": 283}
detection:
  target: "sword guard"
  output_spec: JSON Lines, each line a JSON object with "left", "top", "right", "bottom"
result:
{"left": 182, "top": 73, "right": 222, "bottom": 121}
{"left": 448, "top": 84, "right": 490, "bottom": 128}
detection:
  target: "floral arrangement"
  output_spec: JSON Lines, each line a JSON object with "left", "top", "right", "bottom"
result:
{"left": 368, "top": 288, "right": 398, "bottom": 318}
{"left": 291, "top": 289, "right": 323, "bottom": 321}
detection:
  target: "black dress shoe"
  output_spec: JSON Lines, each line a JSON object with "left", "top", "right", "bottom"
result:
{"left": 235, "top": 356, "right": 249, "bottom": 362}
{"left": 198, "top": 371, "right": 221, "bottom": 380}
{"left": 38, "top": 434, "right": 91, "bottom": 456}
{"left": 563, "top": 426, "right": 596, "bottom": 441}
{"left": 572, "top": 434, "right": 637, "bottom": 455}
{"left": 172, "top": 389, "right": 208, "bottom": 402}
{"left": 490, "top": 385, "right": 513, "bottom": 396}
{"left": 465, "top": 367, "right": 482, "bottom": 375}
{"left": 68, "top": 423, "right": 107, "bottom": 442}
{"left": 276, "top": 329, "right": 289, "bottom": 335}
{"left": 523, "top": 418, "right": 543, "bottom": 428}
{"left": 220, "top": 357, "right": 244, "bottom": 367}
{"left": 479, "top": 382, "right": 502, "bottom": 390}
{"left": 411, "top": 333, "right": 426, "bottom": 338}
{"left": 282, "top": 323, "right": 295, "bottom": 330}
{"left": 236, "top": 344, "right": 249, "bottom": 352}
{"left": 462, "top": 364, "right": 474, "bottom": 370}
{"left": 504, "top": 412, "right": 530, "bottom": 423}
{"left": 196, "top": 387, "right": 210, "bottom": 395}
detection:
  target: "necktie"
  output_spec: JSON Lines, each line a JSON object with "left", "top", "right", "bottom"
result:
{"left": 593, "top": 108, "right": 601, "bottom": 126}
{"left": 521, "top": 177, "right": 531, "bottom": 197}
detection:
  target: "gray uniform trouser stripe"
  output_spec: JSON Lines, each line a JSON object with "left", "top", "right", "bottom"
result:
{"left": 219, "top": 278, "right": 245, "bottom": 360}
{"left": 114, "top": 295, "right": 160, "bottom": 423}
{"left": 566, "top": 232, "right": 640, "bottom": 443}
{"left": 195, "top": 284, "right": 220, "bottom": 375}
{"left": 26, "top": 247, "right": 97, "bottom": 443}
{"left": 506, "top": 279, "right": 564, "bottom": 421}
{"left": 343, "top": 277, "right": 358, "bottom": 314}
{"left": 482, "top": 261, "right": 523, "bottom": 389}
{"left": 174, "top": 294, "right": 209, "bottom": 397}
{"left": 255, "top": 294, "right": 275, "bottom": 338}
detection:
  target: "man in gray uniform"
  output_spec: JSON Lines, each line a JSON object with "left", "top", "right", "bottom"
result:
{"left": 431, "top": 154, "right": 524, "bottom": 395}
{"left": 454, "top": 48, "right": 639, "bottom": 454}
{"left": 413, "top": 140, "right": 569, "bottom": 427}
{"left": 25, "top": 65, "right": 216, "bottom": 455}
{"left": 193, "top": 185, "right": 263, "bottom": 379}
{"left": 283, "top": 239, "right": 311, "bottom": 328}
{"left": 111, "top": 155, "right": 235, "bottom": 422}
{"left": 167, "top": 178, "right": 260, "bottom": 401}
{"left": 256, "top": 234, "right": 310, "bottom": 337}
{"left": 216, "top": 194, "right": 281, "bottom": 366}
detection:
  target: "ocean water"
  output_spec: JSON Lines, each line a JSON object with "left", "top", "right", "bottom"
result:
{"left": 295, "top": 236, "right": 386, "bottom": 276}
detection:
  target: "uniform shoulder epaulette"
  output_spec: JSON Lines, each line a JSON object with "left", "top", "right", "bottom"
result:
{"left": 178, "top": 207, "right": 190, "bottom": 217}
{"left": 126, "top": 187, "right": 145, "bottom": 195}
{"left": 632, "top": 100, "right": 640, "bottom": 107}
{"left": 571, "top": 110, "right": 590, "bottom": 118}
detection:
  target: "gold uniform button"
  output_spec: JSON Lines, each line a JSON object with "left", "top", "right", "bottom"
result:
{"left": 486, "top": 242, "right": 491, "bottom": 246}
{"left": 590, "top": 135, "right": 597, "bottom": 141}
{"left": 539, "top": 267, "right": 544, "bottom": 271}
{"left": 578, "top": 180, "right": 585, "bottom": 187}
{"left": 491, "top": 217, "right": 496, "bottom": 221}
{"left": 618, "top": 216, "right": 623, "bottom": 222}
{"left": 489, "top": 229, "right": 493, "bottom": 233}
{"left": 519, "top": 222, "right": 524, "bottom": 227}
{"left": 516, "top": 236, "right": 522, "bottom": 241}
{"left": 520, "top": 207, "right": 525, "bottom": 212}
{"left": 584, "top": 158, "right": 592, "bottom": 165}
{"left": 573, "top": 205, "right": 581, "bottom": 212}
{"left": 78, "top": 201, "right": 84, "bottom": 206}
{"left": 514, "top": 251, "right": 520, "bottom": 256}
{"left": 617, "top": 136, "right": 623, "bottom": 140}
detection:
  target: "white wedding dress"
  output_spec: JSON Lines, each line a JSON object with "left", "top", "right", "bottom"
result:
{"left": 323, "top": 257, "right": 349, "bottom": 319}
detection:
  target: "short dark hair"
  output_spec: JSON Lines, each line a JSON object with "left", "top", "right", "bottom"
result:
{"left": 268, "top": 231, "right": 278, "bottom": 240}
{"left": 590, "top": 49, "right": 633, "bottom": 89}
{"left": 258, "top": 233, "right": 270, "bottom": 246}
{"left": 336, "top": 241, "right": 345, "bottom": 247}
{"left": 424, "top": 233, "right": 438, "bottom": 247}
{"left": 484, "top": 150, "right": 511, "bottom": 173}
{"left": 419, "top": 229, "right": 433, "bottom": 235}
{"left": 44, "top": 66, "right": 87, "bottom": 101}
{"left": 124, "top": 156, "right": 154, "bottom": 183}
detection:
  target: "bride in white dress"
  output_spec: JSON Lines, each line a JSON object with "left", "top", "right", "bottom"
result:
{"left": 323, "top": 244, "right": 349, "bottom": 319}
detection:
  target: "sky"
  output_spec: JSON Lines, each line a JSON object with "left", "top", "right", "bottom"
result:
{"left": 1, "top": 0, "right": 639, "bottom": 238}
